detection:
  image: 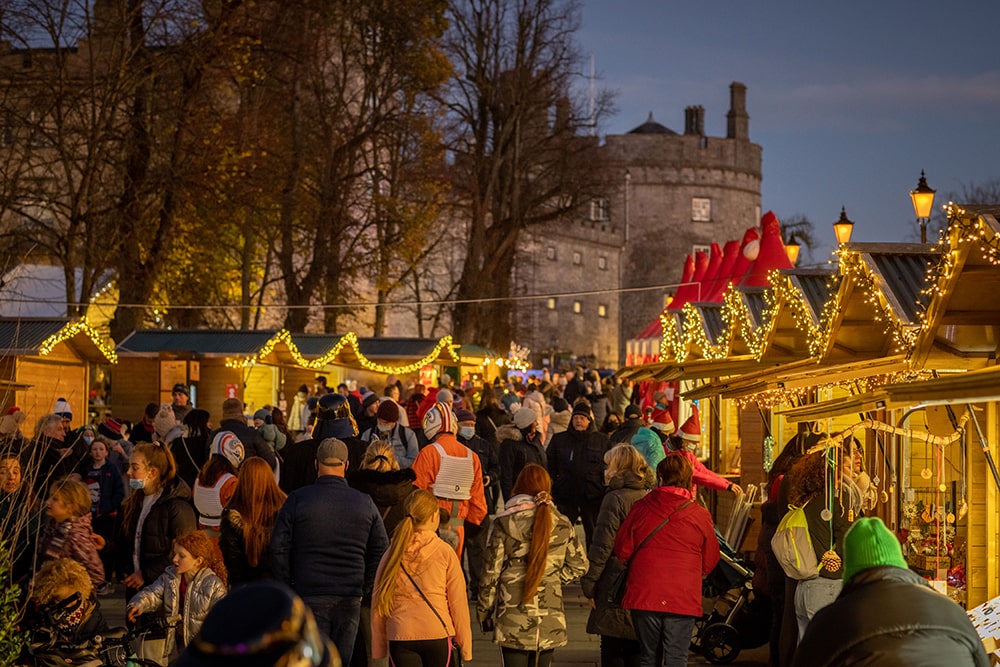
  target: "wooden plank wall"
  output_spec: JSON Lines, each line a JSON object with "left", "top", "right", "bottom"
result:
{"left": 967, "top": 401, "right": 999, "bottom": 607}
{"left": 110, "top": 358, "right": 161, "bottom": 425}
{"left": 14, "top": 351, "right": 87, "bottom": 429}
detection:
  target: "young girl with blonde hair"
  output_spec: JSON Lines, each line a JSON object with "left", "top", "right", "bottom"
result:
{"left": 371, "top": 489, "right": 472, "bottom": 667}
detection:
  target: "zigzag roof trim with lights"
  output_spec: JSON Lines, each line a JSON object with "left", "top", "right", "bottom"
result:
{"left": 622, "top": 205, "right": 1000, "bottom": 406}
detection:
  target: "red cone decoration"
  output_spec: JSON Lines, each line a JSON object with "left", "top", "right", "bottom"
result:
{"left": 668, "top": 254, "right": 696, "bottom": 311}
{"left": 741, "top": 211, "right": 793, "bottom": 287}
{"left": 706, "top": 240, "right": 741, "bottom": 302}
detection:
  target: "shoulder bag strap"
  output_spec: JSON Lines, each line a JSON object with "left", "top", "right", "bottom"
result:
{"left": 624, "top": 499, "right": 694, "bottom": 566}
{"left": 401, "top": 565, "right": 449, "bottom": 633}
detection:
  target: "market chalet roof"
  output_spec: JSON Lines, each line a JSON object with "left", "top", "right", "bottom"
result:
{"left": 0, "top": 318, "right": 116, "bottom": 363}
{"left": 618, "top": 205, "right": 1000, "bottom": 387}
{"left": 115, "top": 329, "right": 460, "bottom": 372}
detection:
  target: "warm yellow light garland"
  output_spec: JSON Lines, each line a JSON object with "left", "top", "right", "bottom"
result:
{"left": 38, "top": 318, "right": 119, "bottom": 363}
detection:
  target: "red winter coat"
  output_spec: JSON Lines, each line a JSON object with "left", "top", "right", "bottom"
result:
{"left": 613, "top": 485, "right": 719, "bottom": 617}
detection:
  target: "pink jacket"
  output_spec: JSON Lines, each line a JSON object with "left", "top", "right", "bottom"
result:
{"left": 371, "top": 530, "right": 473, "bottom": 660}
{"left": 672, "top": 449, "right": 731, "bottom": 495}
{"left": 38, "top": 513, "right": 105, "bottom": 588}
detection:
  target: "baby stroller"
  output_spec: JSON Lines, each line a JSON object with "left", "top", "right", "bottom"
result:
{"left": 690, "top": 528, "right": 769, "bottom": 664}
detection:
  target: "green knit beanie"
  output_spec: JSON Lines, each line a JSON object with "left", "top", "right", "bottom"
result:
{"left": 842, "top": 517, "right": 908, "bottom": 582}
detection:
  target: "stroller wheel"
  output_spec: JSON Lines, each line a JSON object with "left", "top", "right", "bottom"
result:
{"left": 700, "top": 622, "right": 741, "bottom": 664}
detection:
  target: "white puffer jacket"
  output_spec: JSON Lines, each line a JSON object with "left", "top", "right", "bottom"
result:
{"left": 127, "top": 565, "right": 227, "bottom": 661}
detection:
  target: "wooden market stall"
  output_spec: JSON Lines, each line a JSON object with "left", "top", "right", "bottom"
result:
{"left": 616, "top": 205, "right": 1000, "bottom": 608}
{"left": 113, "top": 329, "right": 462, "bottom": 421}
{"left": 0, "top": 318, "right": 117, "bottom": 426}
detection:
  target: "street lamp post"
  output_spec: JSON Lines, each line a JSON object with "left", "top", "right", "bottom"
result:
{"left": 785, "top": 235, "right": 801, "bottom": 265}
{"left": 909, "top": 170, "right": 936, "bottom": 244}
{"left": 833, "top": 207, "right": 855, "bottom": 245}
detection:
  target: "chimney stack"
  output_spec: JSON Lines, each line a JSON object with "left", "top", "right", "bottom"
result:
{"left": 726, "top": 82, "right": 749, "bottom": 140}
{"left": 684, "top": 105, "right": 705, "bottom": 136}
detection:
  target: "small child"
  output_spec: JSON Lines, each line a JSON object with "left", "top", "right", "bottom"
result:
{"left": 38, "top": 479, "right": 105, "bottom": 589}
{"left": 77, "top": 438, "right": 126, "bottom": 594}
{"left": 127, "top": 531, "right": 228, "bottom": 662}
{"left": 28, "top": 558, "right": 109, "bottom": 652}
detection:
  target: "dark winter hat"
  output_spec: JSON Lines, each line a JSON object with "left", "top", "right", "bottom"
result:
{"left": 842, "top": 517, "right": 908, "bottom": 583}
{"left": 624, "top": 404, "right": 642, "bottom": 420}
{"left": 361, "top": 392, "right": 379, "bottom": 410}
{"left": 175, "top": 581, "right": 334, "bottom": 667}
{"left": 551, "top": 396, "right": 569, "bottom": 413}
{"left": 97, "top": 417, "right": 124, "bottom": 440}
{"left": 454, "top": 408, "right": 476, "bottom": 423}
{"left": 171, "top": 383, "right": 189, "bottom": 396}
{"left": 572, "top": 401, "right": 592, "bottom": 420}
{"left": 376, "top": 400, "right": 400, "bottom": 423}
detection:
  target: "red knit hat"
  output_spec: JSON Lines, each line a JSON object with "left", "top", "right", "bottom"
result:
{"left": 679, "top": 405, "right": 701, "bottom": 442}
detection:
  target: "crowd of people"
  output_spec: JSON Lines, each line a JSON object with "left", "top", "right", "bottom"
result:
{"left": 1, "top": 370, "right": 989, "bottom": 667}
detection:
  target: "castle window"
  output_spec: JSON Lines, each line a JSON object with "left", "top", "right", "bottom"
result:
{"left": 545, "top": 246, "right": 556, "bottom": 260}
{"left": 547, "top": 298, "right": 556, "bottom": 310}
{"left": 598, "top": 255, "right": 608, "bottom": 271}
{"left": 573, "top": 300, "right": 582, "bottom": 314}
{"left": 572, "top": 251, "right": 582, "bottom": 266}
{"left": 598, "top": 304, "right": 608, "bottom": 318}
{"left": 590, "top": 198, "right": 610, "bottom": 221}
{"left": 692, "top": 197, "right": 712, "bottom": 222}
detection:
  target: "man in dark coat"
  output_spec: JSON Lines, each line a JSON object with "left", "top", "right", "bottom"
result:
{"left": 610, "top": 404, "right": 644, "bottom": 445}
{"left": 547, "top": 400, "right": 611, "bottom": 548}
{"left": 271, "top": 438, "right": 388, "bottom": 666}
{"left": 280, "top": 393, "right": 365, "bottom": 493}
{"left": 793, "top": 517, "right": 988, "bottom": 667}
{"left": 214, "top": 398, "right": 277, "bottom": 470}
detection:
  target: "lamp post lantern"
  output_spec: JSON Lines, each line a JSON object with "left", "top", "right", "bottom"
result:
{"left": 833, "top": 207, "right": 855, "bottom": 245}
{"left": 909, "top": 170, "right": 936, "bottom": 243}
{"left": 785, "top": 237, "right": 801, "bottom": 265}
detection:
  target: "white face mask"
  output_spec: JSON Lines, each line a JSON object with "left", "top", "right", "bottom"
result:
{"left": 458, "top": 426, "right": 475, "bottom": 440}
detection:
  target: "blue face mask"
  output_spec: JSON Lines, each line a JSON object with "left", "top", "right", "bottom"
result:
{"left": 458, "top": 426, "right": 475, "bottom": 440}
{"left": 129, "top": 478, "right": 145, "bottom": 491}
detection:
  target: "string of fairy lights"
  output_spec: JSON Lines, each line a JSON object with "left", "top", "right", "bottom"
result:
{"left": 645, "top": 205, "right": 997, "bottom": 409}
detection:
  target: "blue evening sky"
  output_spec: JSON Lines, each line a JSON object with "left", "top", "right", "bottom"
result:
{"left": 579, "top": 0, "right": 1000, "bottom": 261}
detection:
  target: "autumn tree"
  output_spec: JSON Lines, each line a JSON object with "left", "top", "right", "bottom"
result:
{"left": 231, "top": 0, "right": 452, "bottom": 334}
{"left": 440, "top": 0, "right": 613, "bottom": 350}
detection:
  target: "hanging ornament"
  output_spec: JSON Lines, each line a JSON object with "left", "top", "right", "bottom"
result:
{"left": 880, "top": 490, "right": 889, "bottom": 504}
{"left": 938, "top": 483, "right": 947, "bottom": 493}
{"left": 848, "top": 509, "right": 855, "bottom": 522}
{"left": 920, "top": 468, "right": 932, "bottom": 480}
{"left": 946, "top": 512, "right": 955, "bottom": 524}
{"left": 820, "top": 549, "right": 842, "bottom": 572}
{"left": 921, "top": 504, "right": 934, "bottom": 524}
{"left": 872, "top": 474, "right": 880, "bottom": 488}
{"left": 957, "top": 498, "right": 968, "bottom": 521}
{"left": 763, "top": 435, "right": 774, "bottom": 472}
{"left": 820, "top": 508, "right": 833, "bottom": 522}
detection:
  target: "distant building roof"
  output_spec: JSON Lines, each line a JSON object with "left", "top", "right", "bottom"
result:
{"left": 0, "top": 264, "right": 112, "bottom": 318}
{"left": 627, "top": 112, "right": 677, "bottom": 135}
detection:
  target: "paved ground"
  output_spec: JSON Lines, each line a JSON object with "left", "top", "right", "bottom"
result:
{"left": 98, "top": 580, "right": 769, "bottom": 666}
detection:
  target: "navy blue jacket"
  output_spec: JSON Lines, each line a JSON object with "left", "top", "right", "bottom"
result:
{"left": 270, "top": 475, "right": 389, "bottom": 597}
{"left": 77, "top": 461, "right": 125, "bottom": 516}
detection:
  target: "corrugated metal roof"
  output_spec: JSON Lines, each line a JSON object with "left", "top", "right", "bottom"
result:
{"left": 865, "top": 251, "right": 936, "bottom": 324}
{"left": 357, "top": 338, "right": 444, "bottom": 359}
{"left": 742, "top": 289, "right": 769, "bottom": 327}
{"left": 696, "top": 305, "right": 726, "bottom": 346}
{"left": 116, "top": 330, "right": 279, "bottom": 355}
{"left": 290, "top": 334, "right": 342, "bottom": 358}
{"left": 0, "top": 318, "right": 68, "bottom": 354}
{"left": 788, "top": 271, "right": 838, "bottom": 321}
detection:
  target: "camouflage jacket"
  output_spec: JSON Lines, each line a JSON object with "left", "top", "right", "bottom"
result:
{"left": 476, "top": 495, "right": 588, "bottom": 650}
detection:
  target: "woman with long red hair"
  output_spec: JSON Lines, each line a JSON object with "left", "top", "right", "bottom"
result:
{"left": 477, "top": 463, "right": 588, "bottom": 667}
{"left": 219, "top": 456, "right": 287, "bottom": 585}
